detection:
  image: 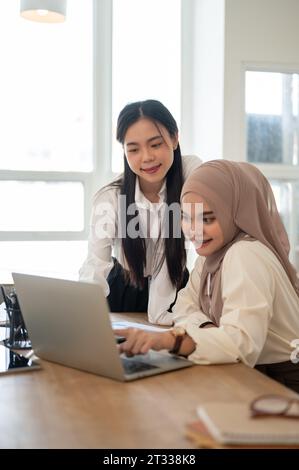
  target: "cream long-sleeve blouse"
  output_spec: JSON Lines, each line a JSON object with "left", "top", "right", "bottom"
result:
{"left": 172, "top": 240, "right": 299, "bottom": 367}
{"left": 79, "top": 154, "right": 201, "bottom": 325}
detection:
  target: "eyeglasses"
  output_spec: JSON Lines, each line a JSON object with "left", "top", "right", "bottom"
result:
{"left": 250, "top": 395, "right": 299, "bottom": 418}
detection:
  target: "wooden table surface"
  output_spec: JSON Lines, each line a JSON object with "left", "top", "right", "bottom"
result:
{"left": 0, "top": 310, "right": 297, "bottom": 449}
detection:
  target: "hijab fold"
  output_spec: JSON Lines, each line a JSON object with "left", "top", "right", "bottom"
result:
{"left": 181, "top": 160, "right": 299, "bottom": 325}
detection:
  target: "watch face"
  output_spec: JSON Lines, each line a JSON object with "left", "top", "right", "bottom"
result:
{"left": 173, "top": 326, "right": 185, "bottom": 336}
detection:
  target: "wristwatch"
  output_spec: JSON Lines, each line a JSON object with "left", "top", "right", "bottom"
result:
{"left": 169, "top": 326, "right": 186, "bottom": 355}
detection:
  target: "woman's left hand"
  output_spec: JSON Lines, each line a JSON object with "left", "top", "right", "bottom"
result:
{"left": 113, "top": 328, "right": 175, "bottom": 356}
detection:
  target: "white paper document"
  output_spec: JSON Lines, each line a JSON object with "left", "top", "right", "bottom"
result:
{"left": 112, "top": 320, "right": 169, "bottom": 332}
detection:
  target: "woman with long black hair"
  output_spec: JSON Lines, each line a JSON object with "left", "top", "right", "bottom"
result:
{"left": 79, "top": 99, "right": 201, "bottom": 324}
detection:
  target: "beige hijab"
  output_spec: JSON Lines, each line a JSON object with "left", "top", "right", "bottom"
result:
{"left": 181, "top": 160, "right": 299, "bottom": 326}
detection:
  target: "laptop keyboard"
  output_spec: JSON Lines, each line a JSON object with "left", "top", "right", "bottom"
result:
{"left": 122, "top": 358, "right": 159, "bottom": 375}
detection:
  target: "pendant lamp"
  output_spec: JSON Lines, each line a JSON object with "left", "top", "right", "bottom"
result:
{"left": 20, "top": 0, "right": 67, "bottom": 23}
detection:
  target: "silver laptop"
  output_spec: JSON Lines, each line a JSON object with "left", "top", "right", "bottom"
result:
{"left": 12, "top": 273, "right": 192, "bottom": 381}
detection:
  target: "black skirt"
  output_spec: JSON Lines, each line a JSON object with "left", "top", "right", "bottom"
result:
{"left": 106, "top": 258, "right": 189, "bottom": 313}
{"left": 255, "top": 360, "right": 299, "bottom": 393}
{"left": 107, "top": 259, "right": 149, "bottom": 312}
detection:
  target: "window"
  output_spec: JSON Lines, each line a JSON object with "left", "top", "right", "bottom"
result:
{"left": 112, "top": 0, "right": 181, "bottom": 173}
{"left": 246, "top": 70, "right": 299, "bottom": 268}
{"left": 0, "top": 1, "right": 185, "bottom": 282}
{"left": 0, "top": 0, "right": 93, "bottom": 281}
{"left": 246, "top": 71, "right": 299, "bottom": 165}
{"left": 0, "top": 1, "right": 93, "bottom": 172}
{"left": 0, "top": 181, "right": 84, "bottom": 231}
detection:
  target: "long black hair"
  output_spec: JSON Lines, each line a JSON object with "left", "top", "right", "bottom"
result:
{"left": 115, "top": 99, "right": 186, "bottom": 289}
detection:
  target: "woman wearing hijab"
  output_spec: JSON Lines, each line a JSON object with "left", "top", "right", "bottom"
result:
{"left": 114, "top": 160, "right": 299, "bottom": 392}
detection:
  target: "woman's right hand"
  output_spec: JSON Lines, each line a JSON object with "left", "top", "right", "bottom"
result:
{"left": 113, "top": 328, "right": 175, "bottom": 356}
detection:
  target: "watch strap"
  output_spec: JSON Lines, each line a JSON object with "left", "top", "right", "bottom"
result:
{"left": 169, "top": 334, "right": 185, "bottom": 355}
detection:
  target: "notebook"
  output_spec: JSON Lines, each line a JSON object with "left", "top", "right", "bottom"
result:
{"left": 12, "top": 273, "right": 192, "bottom": 381}
{"left": 197, "top": 402, "right": 299, "bottom": 445}
{"left": 186, "top": 419, "right": 299, "bottom": 449}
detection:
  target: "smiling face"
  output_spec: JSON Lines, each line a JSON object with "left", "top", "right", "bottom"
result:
{"left": 123, "top": 118, "right": 178, "bottom": 193}
{"left": 181, "top": 192, "right": 225, "bottom": 256}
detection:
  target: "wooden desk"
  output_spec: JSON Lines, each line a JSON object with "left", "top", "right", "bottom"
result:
{"left": 0, "top": 311, "right": 297, "bottom": 449}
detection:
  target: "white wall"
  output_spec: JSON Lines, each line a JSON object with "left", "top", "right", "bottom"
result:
{"left": 187, "top": 0, "right": 299, "bottom": 162}
{"left": 223, "top": 0, "right": 299, "bottom": 160}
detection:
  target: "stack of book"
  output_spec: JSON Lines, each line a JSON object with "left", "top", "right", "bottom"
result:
{"left": 186, "top": 402, "right": 299, "bottom": 449}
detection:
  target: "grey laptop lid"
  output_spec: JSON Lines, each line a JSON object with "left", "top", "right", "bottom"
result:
{"left": 12, "top": 273, "right": 192, "bottom": 381}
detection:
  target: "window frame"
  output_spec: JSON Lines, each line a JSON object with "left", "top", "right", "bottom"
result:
{"left": 243, "top": 62, "right": 299, "bottom": 264}
{"left": 0, "top": 1, "right": 192, "bottom": 244}
{"left": 0, "top": 170, "right": 92, "bottom": 241}
{"left": 0, "top": 0, "right": 113, "bottom": 243}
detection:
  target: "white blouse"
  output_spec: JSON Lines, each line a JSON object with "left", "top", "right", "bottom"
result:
{"left": 172, "top": 240, "right": 299, "bottom": 367}
{"left": 79, "top": 154, "right": 201, "bottom": 325}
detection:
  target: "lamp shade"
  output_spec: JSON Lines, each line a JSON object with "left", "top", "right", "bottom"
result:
{"left": 20, "top": 0, "right": 67, "bottom": 23}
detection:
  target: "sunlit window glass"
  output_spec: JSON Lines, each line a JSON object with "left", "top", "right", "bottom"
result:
{"left": 246, "top": 71, "right": 299, "bottom": 165}
{"left": 0, "top": 0, "right": 93, "bottom": 172}
{"left": 270, "top": 179, "right": 299, "bottom": 267}
{"left": 0, "top": 181, "right": 84, "bottom": 231}
{"left": 0, "top": 241, "right": 87, "bottom": 284}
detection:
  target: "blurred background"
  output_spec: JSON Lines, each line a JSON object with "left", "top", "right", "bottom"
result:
{"left": 1, "top": 0, "right": 299, "bottom": 282}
